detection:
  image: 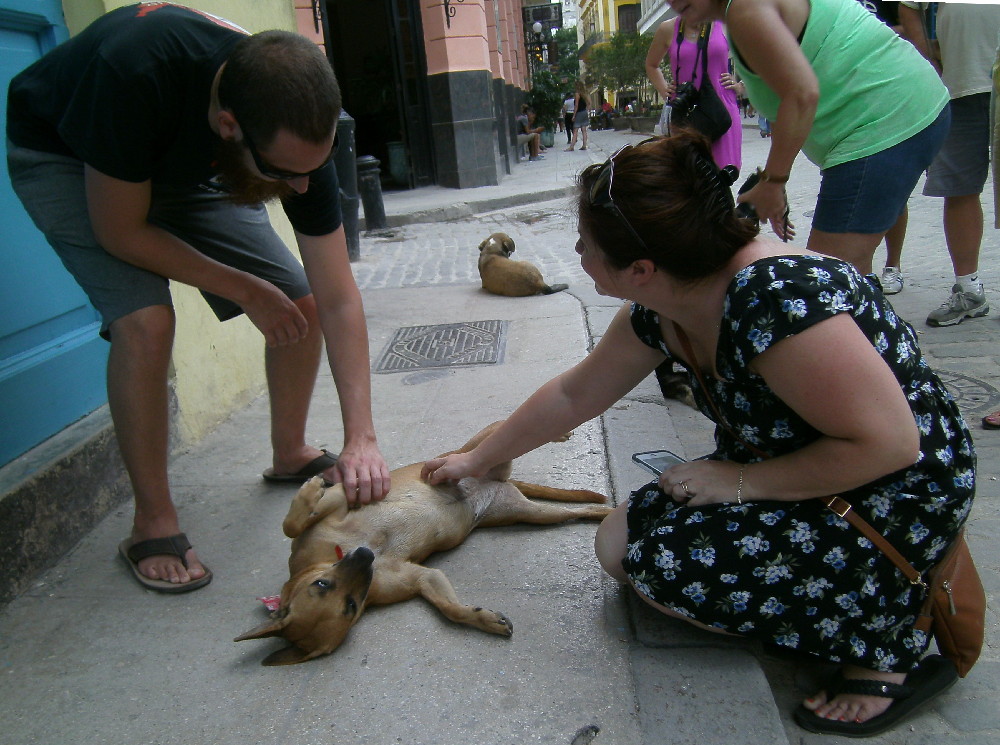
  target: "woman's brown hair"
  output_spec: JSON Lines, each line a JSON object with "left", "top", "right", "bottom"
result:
{"left": 577, "top": 131, "right": 758, "bottom": 280}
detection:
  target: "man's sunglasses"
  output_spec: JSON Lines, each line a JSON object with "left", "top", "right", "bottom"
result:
{"left": 244, "top": 132, "right": 339, "bottom": 180}
{"left": 586, "top": 142, "right": 651, "bottom": 253}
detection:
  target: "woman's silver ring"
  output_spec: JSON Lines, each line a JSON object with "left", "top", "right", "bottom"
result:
{"left": 679, "top": 481, "right": 691, "bottom": 496}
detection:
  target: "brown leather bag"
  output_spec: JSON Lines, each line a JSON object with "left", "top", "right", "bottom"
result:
{"left": 913, "top": 530, "right": 985, "bottom": 677}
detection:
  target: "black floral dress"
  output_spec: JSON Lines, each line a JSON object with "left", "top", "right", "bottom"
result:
{"left": 623, "top": 256, "right": 975, "bottom": 673}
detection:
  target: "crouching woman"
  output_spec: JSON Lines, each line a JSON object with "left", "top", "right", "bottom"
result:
{"left": 423, "top": 133, "right": 974, "bottom": 737}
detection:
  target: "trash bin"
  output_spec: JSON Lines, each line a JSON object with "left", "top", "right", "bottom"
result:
{"left": 356, "top": 155, "right": 387, "bottom": 231}
{"left": 334, "top": 111, "right": 360, "bottom": 261}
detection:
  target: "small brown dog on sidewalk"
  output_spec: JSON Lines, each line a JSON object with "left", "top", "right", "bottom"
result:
{"left": 235, "top": 422, "right": 609, "bottom": 665}
{"left": 478, "top": 232, "right": 568, "bottom": 296}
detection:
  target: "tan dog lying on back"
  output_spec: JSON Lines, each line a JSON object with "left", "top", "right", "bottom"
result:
{"left": 235, "top": 422, "right": 610, "bottom": 665}
{"left": 478, "top": 232, "right": 568, "bottom": 296}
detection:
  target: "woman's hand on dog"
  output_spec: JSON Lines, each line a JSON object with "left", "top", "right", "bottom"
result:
{"left": 327, "top": 440, "right": 392, "bottom": 505}
{"left": 422, "top": 453, "right": 482, "bottom": 485}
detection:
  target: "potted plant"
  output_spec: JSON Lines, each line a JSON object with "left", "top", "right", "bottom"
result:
{"left": 527, "top": 69, "right": 564, "bottom": 148}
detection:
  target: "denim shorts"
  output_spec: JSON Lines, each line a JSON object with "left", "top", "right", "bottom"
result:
{"left": 924, "top": 93, "right": 991, "bottom": 197}
{"left": 812, "top": 106, "right": 950, "bottom": 234}
{"left": 7, "top": 145, "right": 311, "bottom": 340}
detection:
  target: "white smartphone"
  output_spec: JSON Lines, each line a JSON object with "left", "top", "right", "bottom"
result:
{"left": 631, "top": 449, "right": 686, "bottom": 476}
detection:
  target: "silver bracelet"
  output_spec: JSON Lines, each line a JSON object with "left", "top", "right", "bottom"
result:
{"left": 736, "top": 467, "right": 745, "bottom": 505}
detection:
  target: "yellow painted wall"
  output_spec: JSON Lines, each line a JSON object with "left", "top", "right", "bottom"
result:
{"left": 62, "top": 1, "right": 301, "bottom": 444}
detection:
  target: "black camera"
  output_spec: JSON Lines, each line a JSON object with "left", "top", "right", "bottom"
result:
{"left": 671, "top": 82, "right": 699, "bottom": 120}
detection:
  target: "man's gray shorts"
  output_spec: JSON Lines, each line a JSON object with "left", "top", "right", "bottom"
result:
{"left": 924, "top": 92, "right": 991, "bottom": 198}
{"left": 7, "top": 145, "right": 311, "bottom": 340}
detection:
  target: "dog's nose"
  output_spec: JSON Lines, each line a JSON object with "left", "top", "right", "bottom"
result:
{"left": 343, "top": 546, "right": 375, "bottom": 566}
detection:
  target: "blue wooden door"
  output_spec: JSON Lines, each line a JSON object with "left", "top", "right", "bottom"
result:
{"left": 1, "top": 0, "right": 108, "bottom": 465}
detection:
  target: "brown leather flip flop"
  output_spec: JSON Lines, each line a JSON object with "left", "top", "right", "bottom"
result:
{"left": 262, "top": 449, "right": 338, "bottom": 484}
{"left": 118, "top": 533, "right": 213, "bottom": 593}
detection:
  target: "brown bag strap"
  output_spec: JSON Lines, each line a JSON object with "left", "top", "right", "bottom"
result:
{"left": 671, "top": 322, "right": 927, "bottom": 588}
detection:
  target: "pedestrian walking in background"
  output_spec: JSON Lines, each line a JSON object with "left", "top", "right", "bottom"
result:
{"left": 900, "top": 2, "right": 1000, "bottom": 327}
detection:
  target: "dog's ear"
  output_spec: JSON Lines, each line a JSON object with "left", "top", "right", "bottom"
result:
{"left": 478, "top": 238, "right": 489, "bottom": 253}
{"left": 501, "top": 235, "right": 515, "bottom": 257}
{"left": 261, "top": 645, "right": 327, "bottom": 666}
{"left": 233, "top": 617, "right": 288, "bottom": 642}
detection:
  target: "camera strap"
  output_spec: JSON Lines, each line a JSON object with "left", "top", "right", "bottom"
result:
{"left": 675, "top": 21, "right": 712, "bottom": 88}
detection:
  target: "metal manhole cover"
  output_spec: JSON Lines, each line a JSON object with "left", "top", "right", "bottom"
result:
{"left": 938, "top": 370, "right": 1000, "bottom": 412}
{"left": 374, "top": 320, "right": 507, "bottom": 373}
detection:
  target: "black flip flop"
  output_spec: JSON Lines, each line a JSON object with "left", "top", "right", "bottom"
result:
{"left": 793, "top": 655, "right": 958, "bottom": 737}
{"left": 118, "top": 533, "right": 213, "bottom": 593}
{"left": 261, "top": 449, "right": 338, "bottom": 483}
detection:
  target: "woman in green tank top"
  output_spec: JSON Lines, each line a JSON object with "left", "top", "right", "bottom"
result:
{"left": 674, "top": 0, "right": 948, "bottom": 280}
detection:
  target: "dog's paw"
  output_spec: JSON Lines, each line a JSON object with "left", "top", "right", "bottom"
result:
{"left": 474, "top": 606, "right": 514, "bottom": 637}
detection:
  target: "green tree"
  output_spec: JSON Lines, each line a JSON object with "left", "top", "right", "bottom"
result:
{"left": 585, "top": 31, "right": 653, "bottom": 104}
{"left": 553, "top": 27, "right": 579, "bottom": 78}
{"left": 527, "top": 68, "right": 564, "bottom": 130}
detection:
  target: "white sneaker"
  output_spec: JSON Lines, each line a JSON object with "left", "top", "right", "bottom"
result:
{"left": 880, "top": 266, "right": 903, "bottom": 295}
{"left": 926, "top": 284, "right": 989, "bottom": 327}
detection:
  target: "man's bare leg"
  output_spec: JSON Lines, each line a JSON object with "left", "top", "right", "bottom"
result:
{"left": 266, "top": 293, "right": 328, "bottom": 474}
{"left": 108, "top": 305, "right": 207, "bottom": 585}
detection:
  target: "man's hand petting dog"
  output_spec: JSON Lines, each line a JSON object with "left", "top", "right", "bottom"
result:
{"left": 421, "top": 452, "right": 482, "bottom": 485}
{"left": 325, "top": 440, "right": 392, "bottom": 505}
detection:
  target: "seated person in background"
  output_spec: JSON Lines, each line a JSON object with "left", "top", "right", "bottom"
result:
{"left": 515, "top": 104, "right": 544, "bottom": 161}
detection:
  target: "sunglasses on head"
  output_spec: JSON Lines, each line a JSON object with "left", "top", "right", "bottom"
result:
{"left": 244, "top": 131, "right": 339, "bottom": 180}
{"left": 586, "top": 141, "right": 654, "bottom": 253}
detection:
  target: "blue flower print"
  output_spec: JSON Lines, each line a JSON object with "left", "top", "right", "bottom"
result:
{"left": 654, "top": 547, "right": 681, "bottom": 579}
{"left": 836, "top": 592, "right": 863, "bottom": 618}
{"left": 747, "top": 327, "right": 772, "bottom": 354}
{"left": 793, "top": 576, "right": 833, "bottom": 598}
{"left": 816, "top": 616, "right": 841, "bottom": 639}
{"left": 684, "top": 512, "right": 706, "bottom": 525}
{"left": 725, "top": 590, "right": 751, "bottom": 613}
{"left": 822, "top": 546, "right": 847, "bottom": 571}
{"left": 760, "top": 597, "right": 786, "bottom": 616}
{"left": 720, "top": 573, "right": 739, "bottom": 584}
{"left": 734, "top": 266, "right": 755, "bottom": 288}
{"left": 682, "top": 582, "right": 708, "bottom": 604}
{"left": 895, "top": 339, "right": 914, "bottom": 363}
{"left": 759, "top": 510, "right": 786, "bottom": 526}
{"left": 782, "top": 298, "right": 807, "bottom": 320}
{"left": 735, "top": 533, "right": 770, "bottom": 557}
{"left": 737, "top": 621, "right": 756, "bottom": 633}
{"left": 726, "top": 521, "right": 740, "bottom": 532}
{"left": 874, "top": 332, "right": 889, "bottom": 354}
{"left": 806, "top": 267, "right": 832, "bottom": 284}
{"left": 753, "top": 561, "right": 793, "bottom": 584}
{"left": 786, "top": 520, "right": 819, "bottom": 553}
{"left": 850, "top": 635, "right": 867, "bottom": 657}
{"left": 906, "top": 521, "right": 930, "bottom": 545}
{"left": 953, "top": 469, "right": 974, "bottom": 489}
{"left": 691, "top": 547, "right": 716, "bottom": 566}
{"left": 738, "top": 423, "right": 762, "bottom": 444}
{"left": 771, "top": 420, "right": 793, "bottom": 439}
{"left": 915, "top": 413, "right": 933, "bottom": 435}
{"left": 733, "top": 392, "right": 751, "bottom": 412}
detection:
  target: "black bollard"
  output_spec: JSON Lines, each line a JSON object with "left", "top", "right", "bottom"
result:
{"left": 334, "top": 111, "right": 360, "bottom": 261}
{"left": 356, "top": 155, "right": 387, "bottom": 231}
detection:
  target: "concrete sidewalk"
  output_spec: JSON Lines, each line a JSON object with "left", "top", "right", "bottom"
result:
{"left": 1, "top": 124, "right": 998, "bottom": 744}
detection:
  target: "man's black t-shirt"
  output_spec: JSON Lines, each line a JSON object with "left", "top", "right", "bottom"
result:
{"left": 6, "top": 2, "right": 341, "bottom": 236}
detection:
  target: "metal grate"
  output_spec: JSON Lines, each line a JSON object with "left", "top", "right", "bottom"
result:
{"left": 374, "top": 320, "right": 507, "bottom": 373}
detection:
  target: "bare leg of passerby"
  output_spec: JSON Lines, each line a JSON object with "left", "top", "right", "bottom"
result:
{"left": 108, "top": 305, "right": 208, "bottom": 586}
{"left": 880, "top": 208, "right": 907, "bottom": 294}
{"left": 580, "top": 126, "right": 589, "bottom": 150}
{"left": 265, "top": 293, "right": 329, "bottom": 476}
{"left": 808, "top": 229, "right": 885, "bottom": 276}
{"left": 926, "top": 194, "right": 988, "bottom": 327}
{"left": 565, "top": 128, "right": 576, "bottom": 151}
{"left": 944, "top": 194, "right": 984, "bottom": 276}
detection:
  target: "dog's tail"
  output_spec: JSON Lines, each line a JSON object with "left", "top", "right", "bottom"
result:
{"left": 510, "top": 479, "right": 607, "bottom": 503}
{"left": 542, "top": 283, "right": 568, "bottom": 294}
